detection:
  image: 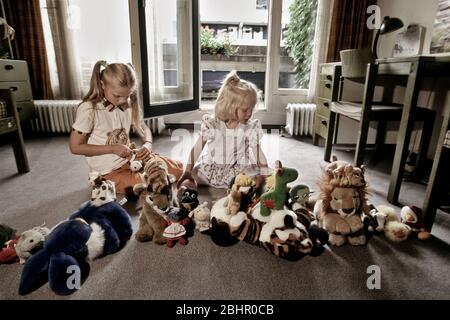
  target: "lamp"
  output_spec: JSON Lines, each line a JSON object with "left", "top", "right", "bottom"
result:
{"left": 372, "top": 16, "right": 404, "bottom": 59}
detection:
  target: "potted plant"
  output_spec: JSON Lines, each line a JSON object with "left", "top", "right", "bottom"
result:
{"left": 201, "top": 27, "right": 237, "bottom": 57}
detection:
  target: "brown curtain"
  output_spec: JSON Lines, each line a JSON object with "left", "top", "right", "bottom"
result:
{"left": 3, "top": 0, "right": 53, "bottom": 99}
{"left": 326, "top": 0, "right": 377, "bottom": 63}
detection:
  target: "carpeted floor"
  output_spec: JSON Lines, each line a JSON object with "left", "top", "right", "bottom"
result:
{"left": 1, "top": 130, "right": 449, "bottom": 300}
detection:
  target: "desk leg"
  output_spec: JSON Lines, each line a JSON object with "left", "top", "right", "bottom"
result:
{"left": 11, "top": 127, "right": 30, "bottom": 173}
{"left": 422, "top": 103, "right": 450, "bottom": 231}
{"left": 387, "top": 61, "right": 424, "bottom": 204}
{"left": 324, "top": 111, "right": 336, "bottom": 162}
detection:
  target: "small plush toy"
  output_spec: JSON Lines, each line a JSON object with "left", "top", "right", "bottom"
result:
{"left": 179, "top": 188, "right": 200, "bottom": 213}
{"left": 224, "top": 173, "right": 257, "bottom": 215}
{"left": 400, "top": 206, "right": 431, "bottom": 240}
{"left": 289, "top": 184, "right": 312, "bottom": 211}
{"left": 90, "top": 176, "right": 117, "bottom": 207}
{"left": 224, "top": 188, "right": 242, "bottom": 215}
{"left": 0, "top": 224, "right": 16, "bottom": 247}
{"left": 133, "top": 178, "right": 176, "bottom": 244}
{"left": 379, "top": 205, "right": 411, "bottom": 242}
{"left": 365, "top": 204, "right": 388, "bottom": 233}
{"left": 177, "top": 178, "right": 198, "bottom": 200}
{"left": 0, "top": 238, "right": 19, "bottom": 264}
{"left": 129, "top": 153, "right": 143, "bottom": 172}
{"left": 189, "top": 202, "right": 211, "bottom": 233}
{"left": 259, "top": 161, "right": 298, "bottom": 217}
{"left": 162, "top": 207, "right": 190, "bottom": 248}
{"left": 15, "top": 224, "right": 50, "bottom": 264}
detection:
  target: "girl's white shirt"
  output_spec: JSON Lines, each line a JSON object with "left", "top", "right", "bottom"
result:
{"left": 72, "top": 101, "right": 132, "bottom": 175}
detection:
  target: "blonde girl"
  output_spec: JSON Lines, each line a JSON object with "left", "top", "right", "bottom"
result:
{"left": 178, "top": 70, "right": 270, "bottom": 189}
{"left": 70, "top": 60, "right": 183, "bottom": 194}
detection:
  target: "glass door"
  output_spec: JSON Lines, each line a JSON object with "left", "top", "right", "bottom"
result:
{"left": 139, "top": 0, "right": 199, "bottom": 117}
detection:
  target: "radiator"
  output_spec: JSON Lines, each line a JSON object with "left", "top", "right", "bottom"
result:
{"left": 285, "top": 103, "right": 316, "bottom": 136}
{"left": 31, "top": 100, "right": 165, "bottom": 134}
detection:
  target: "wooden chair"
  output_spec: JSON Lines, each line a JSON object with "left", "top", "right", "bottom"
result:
{"left": 324, "top": 57, "right": 435, "bottom": 173}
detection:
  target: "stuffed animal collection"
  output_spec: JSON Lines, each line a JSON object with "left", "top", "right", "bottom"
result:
{"left": 209, "top": 164, "right": 329, "bottom": 261}
{"left": 9, "top": 153, "right": 432, "bottom": 296}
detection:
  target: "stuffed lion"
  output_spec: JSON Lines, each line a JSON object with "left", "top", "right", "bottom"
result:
{"left": 314, "top": 162, "right": 369, "bottom": 247}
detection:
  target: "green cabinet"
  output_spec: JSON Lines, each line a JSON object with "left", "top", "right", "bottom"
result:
{"left": 0, "top": 59, "right": 35, "bottom": 122}
{"left": 313, "top": 63, "right": 341, "bottom": 146}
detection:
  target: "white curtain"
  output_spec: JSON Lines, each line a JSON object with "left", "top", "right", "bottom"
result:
{"left": 46, "top": 0, "right": 83, "bottom": 99}
{"left": 307, "top": 0, "right": 334, "bottom": 102}
{"left": 147, "top": 0, "right": 166, "bottom": 103}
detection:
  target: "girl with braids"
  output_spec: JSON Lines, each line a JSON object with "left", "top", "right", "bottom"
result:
{"left": 70, "top": 60, "right": 183, "bottom": 194}
{"left": 178, "top": 70, "right": 270, "bottom": 189}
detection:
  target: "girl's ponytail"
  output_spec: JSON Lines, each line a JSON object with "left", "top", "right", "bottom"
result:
{"left": 223, "top": 70, "right": 240, "bottom": 86}
{"left": 129, "top": 91, "right": 145, "bottom": 138}
{"left": 82, "top": 60, "right": 108, "bottom": 104}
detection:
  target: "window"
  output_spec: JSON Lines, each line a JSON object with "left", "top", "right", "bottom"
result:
{"left": 135, "top": 0, "right": 320, "bottom": 119}
{"left": 40, "top": 0, "right": 132, "bottom": 98}
{"left": 199, "top": 0, "right": 269, "bottom": 109}
{"left": 138, "top": 0, "right": 199, "bottom": 117}
{"left": 256, "top": 0, "right": 268, "bottom": 10}
{"left": 278, "top": 0, "right": 318, "bottom": 89}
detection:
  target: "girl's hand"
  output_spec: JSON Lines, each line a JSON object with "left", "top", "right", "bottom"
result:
{"left": 135, "top": 144, "right": 154, "bottom": 162}
{"left": 112, "top": 144, "right": 134, "bottom": 159}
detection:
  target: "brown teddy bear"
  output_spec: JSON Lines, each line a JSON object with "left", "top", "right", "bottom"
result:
{"left": 133, "top": 183, "right": 171, "bottom": 244}
{"left": 224, "top": 173, "right": 256, "bottom": 215}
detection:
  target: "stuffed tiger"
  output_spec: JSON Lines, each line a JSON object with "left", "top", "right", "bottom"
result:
{"left": 210, "top": 197, "right": 328, "bottom": 261}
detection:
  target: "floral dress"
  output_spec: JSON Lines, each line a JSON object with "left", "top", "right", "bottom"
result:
{"left": 192, "top": 114, "right": 264, "bottom": 188}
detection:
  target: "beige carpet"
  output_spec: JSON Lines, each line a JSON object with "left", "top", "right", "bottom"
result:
{"left": 1, "top": 131, "right": 449, "bottom": 300}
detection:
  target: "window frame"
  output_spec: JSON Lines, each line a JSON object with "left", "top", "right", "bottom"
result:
{"left": 138, "top": 0, "right": 200, "bottom": 118}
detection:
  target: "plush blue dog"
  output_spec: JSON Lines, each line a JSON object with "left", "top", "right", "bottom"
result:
{"left": 19, "top": 178, "right": 132, "bottom": 296}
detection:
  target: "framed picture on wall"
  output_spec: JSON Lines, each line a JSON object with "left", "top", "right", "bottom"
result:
{"left": 392, "top": 24, "right": 425, "bottom": 57}
{"left": 430, "top": 0, "right": 450, "bottom": 54}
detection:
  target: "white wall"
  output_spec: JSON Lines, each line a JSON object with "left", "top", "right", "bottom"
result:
{"left": 200, "top": 0, "right": 269, "bottom": 24}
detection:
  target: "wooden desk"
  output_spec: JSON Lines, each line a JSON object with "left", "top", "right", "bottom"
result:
{"left": 422, "top": 103, "right": 450, "bottom": 230}
{"left": 378, "top": 56, "right": 450, "bottom": 207}
{"left": 0, "top": 89, "right": 29, "bottom": 173}
{"left": 321, "top": 55, "right": 450, "bottom": 231}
